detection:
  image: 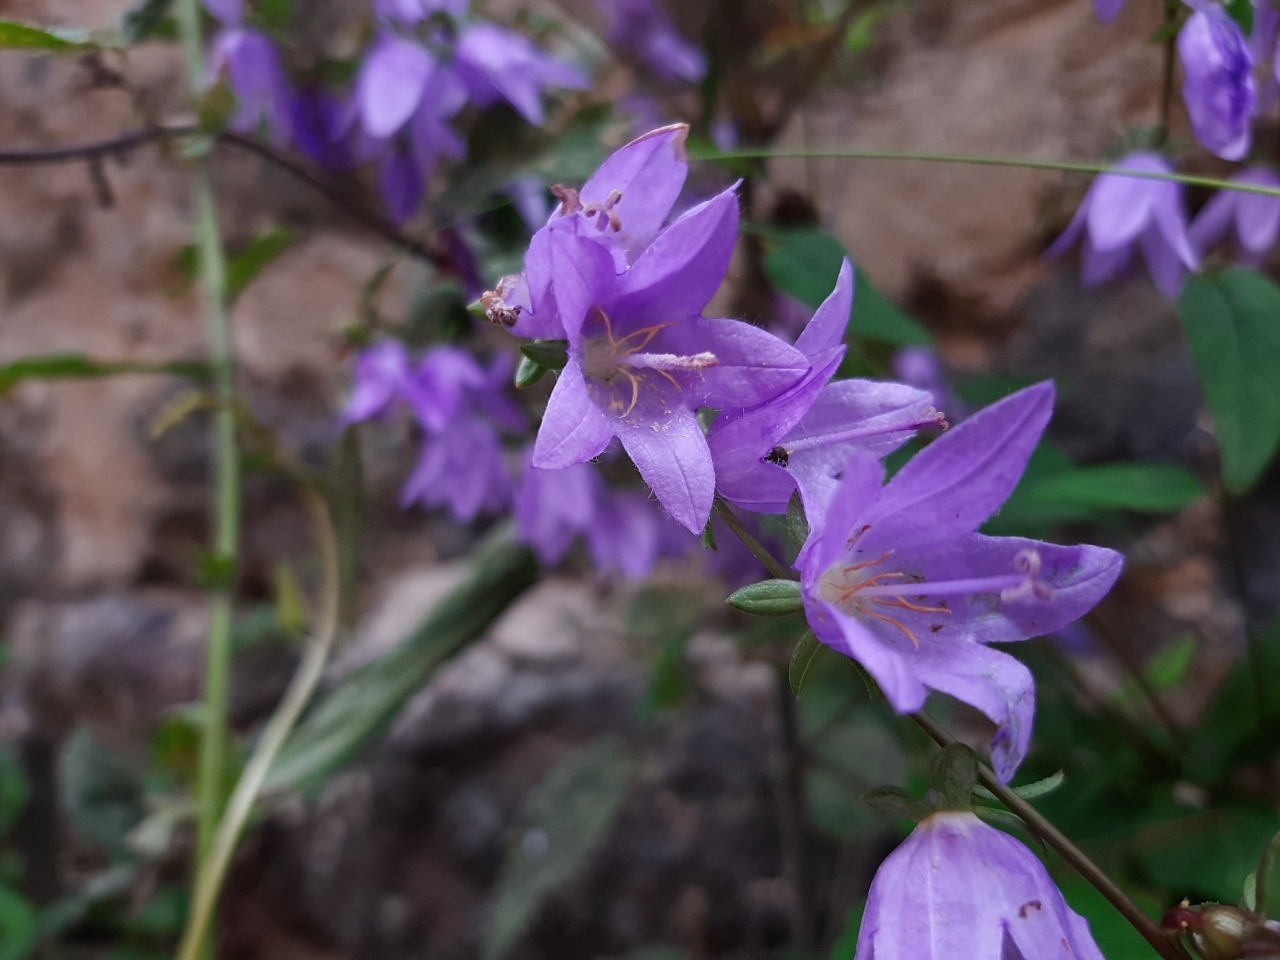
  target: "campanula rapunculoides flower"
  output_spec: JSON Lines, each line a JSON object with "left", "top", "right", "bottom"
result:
{"left": 796, "top": 383, "right": 1123, "bottom": 781}
{"left": 855, "top": 811, "right": 1105, "bottom": 960}
{"left": 205, "top": 0, "right": 292, "bottom": 144}
{"left": 525, "top": 186, "right": 808, "bottom": 533}
{"left": 708, "top": 260, "right": 941, "bottom": 516}
{"left": 1046, "top": 152, "right": 1198, "bottom": 299}
{"left": 483, "top": 124, "right": 693, "bottom": 339}
{"left": 1190, "top": 167, "right": 1280, "bottom": 264}
{"left": 1180, "top": 2, "right": 1256, "bottom": 160}
{"left": 399, "top": 413, "right": 512, "bottom": 521}
{"left": 515, "top": 456, "right": 600, "bottom": 566}
{"left": 601, "top": 0, "right": 708, "bottom": 84}
{"left": 454, "top": 22, "right": 590, "bottom": 125}
{"left": 341, "top": 342, "right": 488, "bottom": 433}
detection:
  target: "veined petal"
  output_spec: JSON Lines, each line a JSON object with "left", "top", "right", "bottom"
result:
{"left": 794, "top": 258, "right": 854, "bottom": 358}
{"left": 1085, "top": 155, "right": 1168, "bottom": 251}
{"left": 356, "top": 36, "right": 432, "bottom": 138}
{"left": 533, "top": 360, "right": 616, "bottom": 468}
{"left": 794, "top": 451, "right": 882, "bottom": 577}
{"left": 617, "top": 185, "right": 740, "bottom": 319}
{"left": 1189, "top": 187, "right": 1237, "bottom": 255}
{"left": 669, "top": 317, "right": 809, "bottom": 409}
{"left": 860, "top": 382, "right": 1054, "bottom": 551}
{"left": 525, "top": 223, "right": 618, "bottom": 340}
{"left": 579, "top": 123, "right": 690, "bottom": 260}
{"left": 617, "top": 407, "right": 714, "bottom": 533}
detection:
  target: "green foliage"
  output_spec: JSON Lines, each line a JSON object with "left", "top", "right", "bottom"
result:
{"left": 727, "top": 578, "right": 804, "bottom": 617}
{"left": 0, "top": 354, "right": 209, "bottom": 394}
{"left": 1226, "top": 0, "right": 1255, "bottom": 35}
{"left": 58, "top": 730, "right": 146, "bottom": 860}
{"left": 1132, "top": 808, "right": 1280, "bottom": 904}
{"left": 519, "top": 339, "right": 569, "bottom": 370}
{"left": 1055, "top": 871, "right": 1162, "bottom": 959}
{"left": 267, "top": 534, "right": 538, "bottom": 792}
{"left": 0, "top": 885, "right": 36, "bottom": 960}
{"left": 0, "top": 20, "right": 98, "bottom": 49}
{"left": 0, "top": 746, "right": 29, "bottom": 835}
{"left": 121, "top": 0, "right": 174, "bottom": 41}
{"left": 827, "top": 901, "right": 866, "bottom": 960}
{"left": 484, "top": 738, "right": 635, "bottom": 960}
{"left": 763, "top": 229, "right": 931, "bottom": 346}
{"left": 1178, "top": 269, "right": 1280, "bottom": 493}
{"left": 175, "top": 227, "right": 295, "bottom": 305}
{"left": 788, "top": 630, "right": 827, "bottom": 696}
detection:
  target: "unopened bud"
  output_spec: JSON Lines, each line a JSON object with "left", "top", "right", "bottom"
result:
{"left": 1164, "top": 903, "right": 1248, "bottom": 960}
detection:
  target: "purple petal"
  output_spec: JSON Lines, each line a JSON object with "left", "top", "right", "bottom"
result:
{"left": 794, "top": 451, "right": 883, "bottom": 577}
{"left": 859, "top": 382, "right": 1054, "bottom": 551}
{"left": 533, "top": 360, "right": 616, "bottom": 469}
{"left": 202, "top": 0, "right": 243, "bottom": 26}
{"left": 526, "top": 223, "right": 619, "bottom": 341}
{"left": 1233, "top": 169, "right": 1280, "bottom": 253}
{"left": 616, "top": 407, "right": 715, "bottom": 533}
{"left": 1085, "top": 155, "right": 1167, "bottom": 251}
{"left": 1179, "top": 6, "right": 1256, "bottom": 161}
{"left": 588, "top": 490, "right": 663, "bottom": 579}
{"left": 380, "top": 147, "right": 423, "bottom": 225}
{"left": 579, "top": 123, "right": 690, "bottom": 260}
{"left": 1140, "top": 225, "right": 1189, "bottom": 299}
{"left": 1189, "top": 187, "right": 1237, "bottom": 255}
{"left": 616, "top": 185, "right": 739, "bottom": 319}
{"left": 794, "top": 258, "right": 854, "bottom": 358}
{"left": 668, "top": 317, "right": 809, "bottom": 409}
{"left": 1093, "top": 0, "right": 1126, "bottom": 21}
{"left": 356, "top": 36, "right": 433, "bottom": 139}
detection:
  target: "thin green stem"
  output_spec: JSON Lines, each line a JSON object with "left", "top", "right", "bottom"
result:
{"left": 1156, "top": 0, "right": 1180, "bottom": 146}
{"left": 694, "top": 145, "right": 1280, "bottom": 198}
{"left": 175, "top": 488, "right": 341, "bottom": 960}
{"left": 714, "top": 500, "right": 795, "bottom": 581}
{"left": 910, "top": 713, "right": 1192, "bottom": 960}
{"left": 175, "top": 0, "right": 241, "bottom": 948}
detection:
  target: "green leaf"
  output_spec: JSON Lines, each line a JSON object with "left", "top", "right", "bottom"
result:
{"left": 1226, "top": 0, "right": 1255, "bottom": 35}
{"left": 1025, "top": 462, "right": 1203, "bottom": 514}
{"left": 0, "top": 885, "right": 36, "bottom": 960}
{"left": 226, "top": 227, "right": 293, "bottom": 303}
{"left": 267, "top": 533, "right": 538, "bottom": 792}
{"left": 484, "top": 739, "right": 634, "bottom": 960}
{"left": 861, "top": 786, "right": 932, "bottom": 822}
{"left": 763, "top": 229, "right": 931, "bottom": 346}
{"left": 699, "top": 514, "right": 717, "bottom": 551}
{"left": 1178, "top": 269, "right": 1280, "bottom": 492}
{"left": 519, "top": 339, "right": 569, "bottom": 370}
{"left": 121, "top": 0, "right": 174, "bottom": 41}
{"left": 58, "top": 729, "right": 145, "bottom": 857}
{"left": 514, "top": 355, "right": 548, "bottom": 388}
{"left": 0, "top": 353, "right": 208, "bottom": 394}
{"left": 727, "top": 579, "right": 803, "bottom": 617}
{"left": 1054, "top": 871, "right": 1162, "bottom": 960}
{"left": 930, "top": 743, "right": 978, "bottom": 810}
{"left": 789, "top": 631, "right": 825, "bottom": 696}
{"left": 974, "top": 769, "right": 1065, "bottom": 803}
{"left": 0, "top": 20, "right": 96, "bottom": 49}
{"left": 786, "top": 491, "right": 810, "bottom": 551}
{"left": 0, "top": 746, "right": 29, "bottom": 835}
{"left": 1133, "top": 808, "right": 1280, "bottom": 903}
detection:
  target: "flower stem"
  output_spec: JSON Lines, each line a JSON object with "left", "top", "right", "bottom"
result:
{"left": 910, "top": 712, "right": 1192, "bottom": 960}
{"left": 174, "top": 487, "right": 341, "bottom": 960}
{"left": 175, "top": 0, "right": 240, "bottom": 949}
{"left": 714, "top": 500, "right": 795, "bottom": 582}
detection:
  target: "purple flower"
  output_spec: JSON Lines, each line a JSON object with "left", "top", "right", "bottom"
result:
{"left": 341, "top": 341, "right": 421, "bottom": 424}
{"left": 708, "top": 261, "right": 942, "bottom": 517}
{"left": 526, "top": 186, "right": 808, "bottom": 533}
{"left": 856, "top": 810, "right": 1105, "bottom": 960}
{"left": 1180, "top": 3, "right": 1256, "bottom": 161}
{"left": 515, "top": 455, "right": 600, "bottom": 565}
{"left": 290, "top": 87, "right": 355, "bottom": 172}
{"left": 1093, "top": 0, "right": 1126, "bottom": 22}
{"left": 341, "top": 342, "right": 487, "bottom": 432}
{"left": 208, "top": 26, "right": 292, "bottom": 144}
{"left": 1190, "top": 167, "right": 1280, "bottom": 264}
{"left": 453, "top": 22, "right": 590, "bottom": 125}
{"left": 587, "top": 489, "right": 664, "bottom": 579}
{"left": 399, "top": 412, "right": 512, "bottom": 521}
{"left": 601, "top": 0, "right": 708, "bottom": 84}
{"left": 1046, "top": 152, "right": 1199, "bottom": 299}
{"left": 796, "top": 383, "right": 1123, "bottom": 780}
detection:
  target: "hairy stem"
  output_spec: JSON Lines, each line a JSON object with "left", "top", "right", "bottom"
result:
{"left": 175, "top": 487, "right": 341, "bottom": 960}
{"left": 910, "top": 713, "right": 1191, "bottom": 960}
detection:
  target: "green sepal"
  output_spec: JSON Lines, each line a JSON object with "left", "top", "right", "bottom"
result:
{"left": 862, "top": 786, "right": 933, "bottom": 823}
{"left": 788, "top": 630, "right": 824, "bottom": 696}
{"left": 700, "top": 514, "right": 717, "bottom": 551}
{"left": 931, "top": 742, "right": 978, "bottom": 811}
{"left": 786, "top": 490, "right": 810, "bottom": 550}
{"left": 727, "top": 578, "right": 803, "bottom": 617}
{"left": 514, "top": 355, "right": 548, "bottom": 388}
{"left": 519, "top": 339, "right": 569, "bottom": 370}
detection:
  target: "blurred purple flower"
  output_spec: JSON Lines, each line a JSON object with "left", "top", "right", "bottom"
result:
{"left": 587, "top": 489, "right": 664, "bottom": 578}
{"left": 208, "top": 27, "right": 292, "bottom": 143}
{"left": 796, "top": 383, "right": 1123, "bottom": 780}
{"left": 1046, "top": 152, "right": 1198, "bottom": 299}
{"left": 856, "top": 810, "right": 1105, "bottom": 960}
{"left": 399, "top": 413, "right": 512, "bottom": 521}
{"left": 379, "top": 144, "right": 424, "bottom": 225}
{"left": 1180, "top": 2, "right": 1256, "bottom": 160}
{"left": 341, "top": 342, "right": 486, "bottom": 431}
{"left": 290, "top": 87, "right": 355, "bottom": 171}
{"left": 515, "top": 455, "right": 600, "bottom": 565}
{"left": 601, "top": 0, "right": 707, "bottom": 84}
{"left": 1190, "top": 167, "right": 1280, "bottom": 264}
{"left": 527, "top": 186, "right": 808, "bottom": 533}
{"left": 1092, "top": 0, "right": 1126, "bottom": 22}
{"left": 454, "top": 22, "right": 589, "bottom": 125}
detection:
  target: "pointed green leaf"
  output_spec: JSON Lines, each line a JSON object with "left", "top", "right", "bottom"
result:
{"left": 514, "top": 355, "right": 548, "bottom": 388}
{"left": 727, "top": 578, "right": 803, "bottom": 617}
{"left": 1178, "top": 269, "right": 1280, "bottom": 493}
{"left": 788, "top": 630, "right": 824, "bottom": 696}
{"left": 519, "top": 339, "right": 569, "bottom": 370}
{"left": 0, "top": 20, "right": 97, "bottom": 49}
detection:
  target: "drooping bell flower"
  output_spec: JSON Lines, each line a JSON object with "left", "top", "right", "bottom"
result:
{"left": 399, "top": 413, "right": 512, "bottom": 521}
{"left": 204, "top": 0, "right": 292, "bottom": 144}
{"left": 1190, "top": 167, "right": 1280, "bottom": 264}
{"left": 1045, "top": 152, "right": 1198, "bottom": 299}
{"left": 1179, "top": 2, "right": 1256, "bottom": 161}
{"left": 514, "top": 456, "right": 600, "bottom": 566}
{"left": 855, "top": 811, "right": 1106, "bottom": 960}
{"left": 600, "top": 0, "right": 708, "bottom": 84}
{"left": 453, "top": 22, "right": 590, "bottom": 126}
{"left": 796, "top": 383, "right": 1123, "bottom": 780}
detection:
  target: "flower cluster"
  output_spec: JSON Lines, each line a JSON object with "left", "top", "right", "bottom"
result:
{"left": 201, "top": 0, "right": 588, "bottom": 222}
{"left": 480, "top": 124, "right": 1123, "bottom": 783}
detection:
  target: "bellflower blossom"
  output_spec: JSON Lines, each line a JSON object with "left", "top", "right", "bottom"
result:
{"left": 520, "top": 186, "right": 808, "bottom": 533}
{"left": 796, "top": 383, "right": 1123, "bottom": 780}
{"left": 1046, "top": 152, "right": 1198, "bottom": 299}
{"left": 1190, "top": 167, "right": 1280, "bottom": 264}
{"left": 204, "top": 0, "right": 292, "bottom": 144}
{"left": 601, "top": 0, "right": 708, "bottom": 84}
{"left": 1179, "top": 2, "right": 1256, "bottom": 161}
{"left": 856, "top": 810, "right": 1105, "bottom": 960}
{"left": 1093, "top": 0, "right": 1127, "bottom": 21}
{"left": 515, "top": 456, "right": 600, "bottom": 566}
{"left": 708, "top": 261, "right": 943, "bottom": 517}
